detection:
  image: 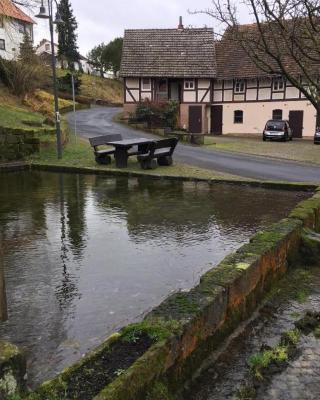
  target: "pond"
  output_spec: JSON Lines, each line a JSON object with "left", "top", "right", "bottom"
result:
{"left": 0, "top": 171, "right": 309, "bottom": 387}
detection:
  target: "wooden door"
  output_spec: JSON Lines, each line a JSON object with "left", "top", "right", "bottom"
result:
{"left": 211, "top": 105, "right": 223, "bottom": 135}
{"left": 189, "top": 106, "right": 202, "bottom": 133}
{"left": 289, "top": 111, "right": 304, "bottom": 138}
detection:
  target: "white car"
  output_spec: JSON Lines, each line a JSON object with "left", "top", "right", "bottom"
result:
{"left": 263, "top": 120, "right": 293, "bottom": 142}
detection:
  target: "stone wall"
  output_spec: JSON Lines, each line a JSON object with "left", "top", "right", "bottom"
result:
{"left": 0, "top": 341, "right": 26, "bottom": 399}
{"left": 0, "top": 127, "right": 40, "bottom": 162}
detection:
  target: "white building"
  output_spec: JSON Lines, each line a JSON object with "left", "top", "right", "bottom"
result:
{"left": 0, "top": 0, "right": 34, "bottom": 60}
{"left": 36, "top": 38, "right": 92, "bottom": 74}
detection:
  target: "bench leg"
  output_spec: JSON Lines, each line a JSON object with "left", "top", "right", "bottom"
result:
{"left": 140, "top": 159, "right": 158, "bottom": 170}
{"left": 158, "top": 155, "right": 173, "bottom": 166}
{"left": 115, "top": 148, "right": 128, "bottom": 168}
{"left": 95, "top": 155, "right": 112, "bottom": 165}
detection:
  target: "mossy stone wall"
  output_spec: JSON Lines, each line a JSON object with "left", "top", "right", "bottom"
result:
{"left": 0, "top": 341, "right": 26, "bottom": 399}
{"left": 0, "top": 127, "right": 40, "bottom": 162}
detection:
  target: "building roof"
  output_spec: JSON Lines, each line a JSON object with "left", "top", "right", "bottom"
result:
{"left": 0, "top": 0, "right": 34, "bottom": 24}
{"left": 215, "top": 22, "right": 319, "bottom": 80}
{"left": 120, "top": 27, "right": 216, "bottom": 78}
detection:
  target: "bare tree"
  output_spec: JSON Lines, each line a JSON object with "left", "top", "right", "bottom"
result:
{"left": 192, "top": 0, "right": 320, "bottom": 124}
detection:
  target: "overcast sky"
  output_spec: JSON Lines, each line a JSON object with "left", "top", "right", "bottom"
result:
{"left": 32, "top": 0, "right": 251, "bottom": 56}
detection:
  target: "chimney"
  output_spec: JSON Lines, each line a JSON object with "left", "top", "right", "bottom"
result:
{"left": 178, "top": 16, "right": 184, "bottom": 30}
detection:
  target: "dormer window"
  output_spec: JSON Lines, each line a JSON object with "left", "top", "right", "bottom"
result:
{"left": 273, "top": 77, "right": 284, "bottom": 92}
{"left": 184, "top": 79, "right": 195, "bottom": 90}
{"left": 142, "top": 78, "right": 151, "bottom": 90}
{"left": 234, "top": 79, "right": 245, "bottom": 93}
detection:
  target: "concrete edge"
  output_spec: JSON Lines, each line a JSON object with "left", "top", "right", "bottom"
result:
{"left": 30, "top": 163, "right": 318, "bottom": 192}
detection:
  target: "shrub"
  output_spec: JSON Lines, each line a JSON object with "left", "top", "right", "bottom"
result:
{"left": 0, "top": 57, "right": 42, "bottom": 96}
{"left": 57, "top": 72, "right": 82, "bottom": 94}
{"left": 129, "top": 99, "right": 179, "bottom": 129}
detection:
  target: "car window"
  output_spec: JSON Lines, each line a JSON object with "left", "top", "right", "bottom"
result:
{"left": 266, "top": 121, "right": 285, "bottom": 131}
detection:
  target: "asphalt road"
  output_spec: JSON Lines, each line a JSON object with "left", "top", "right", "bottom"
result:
{"left": 67, "top": 106, "right": 320, "bottom": 183}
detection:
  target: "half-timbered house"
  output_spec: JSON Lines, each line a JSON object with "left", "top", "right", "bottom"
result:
{"left": 120, "top": 19, "right": 316, "bottom": 138}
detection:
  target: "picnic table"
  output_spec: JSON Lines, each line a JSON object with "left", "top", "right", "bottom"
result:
{"left": 105, "top": 137, "right": 154, "bottom": 168}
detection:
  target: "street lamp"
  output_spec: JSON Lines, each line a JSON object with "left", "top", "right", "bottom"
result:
{"left": 36, "top": 0, "right": 63, "bottom": 159}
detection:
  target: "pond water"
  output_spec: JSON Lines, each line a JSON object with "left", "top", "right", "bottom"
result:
{"left": 0, "top": 171, "right": 309, "bottom": 387}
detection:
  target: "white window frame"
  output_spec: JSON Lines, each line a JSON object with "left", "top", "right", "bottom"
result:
{"left": 141, "top": 78, "right": 151, "bottom": 90}
{"left": 45, "top": 43, "right": 50, "bottom": 51}
{"left": 234, "top": 79, "right": 245, "bottom": 94}
{"left": 0, "top": 39, "right": 5, "bottom": 50}
{"left": 273, "top": 77, "right": 285, "bottom": 92}
{"left": 184, "top": 79, "right": 195, "bottom": 90}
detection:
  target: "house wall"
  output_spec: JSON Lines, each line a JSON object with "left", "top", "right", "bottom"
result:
{"left": 215, "top": 100, "right": 316, "bottom": 137}
{"left": 0, "top": 18, "right": 33, "bottom": 60}
{"left": 212, "top": 78, "right": 308, "bottom": 104}
{"left": 180, "top": 103, "right": 209, "bottom": 133}
{"left": 123, "top": 76, "right": 315, "bottom": 137}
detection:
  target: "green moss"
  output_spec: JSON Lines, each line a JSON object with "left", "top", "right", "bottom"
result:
{"left": 300, "top": 229, "right": 320, "bottom": 265}
{"left": 281, "top": 329, "right": 300, "bottom": 346}
{"left": 248, "top": 345, "right": 289, "bottom": 380}
{"left": 146, "top": 382, "right": 175, "bottom": 400}
{"left": 236, "top": 385, "right": 256, "bottom": 400}
{"left": 121, "top": 319, "right": 180, "bottom": 344}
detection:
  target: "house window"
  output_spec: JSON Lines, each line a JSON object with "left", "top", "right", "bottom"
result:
{"left": 234, "top": 110, "right": 243, "bottom": 124}
{"left": 184, "top": 79, "right": 195, "bottom": 90}
{"left": 142, "top": 78, "right": 151, "bottom": 90}
{"left": 0, "top": 39, "right": 5, "bottom": 50}
{"left": 234, "top": 79, "right": 245, "bottom": 93}
{"left": 273, "top": 77, "right": 284, "bottom": 92}
{"left": 272, "top": 109, "right": 283, "bottom": 120}
{"left": 45, "top": 43, "right": 50, "bottom": 51}
{"left": 0, "top": 16, "right": 4, "bottom": 29}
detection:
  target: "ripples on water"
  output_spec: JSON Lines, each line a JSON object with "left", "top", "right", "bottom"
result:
{"left": 0, "top": 171, "right": 309, "bottom": 387}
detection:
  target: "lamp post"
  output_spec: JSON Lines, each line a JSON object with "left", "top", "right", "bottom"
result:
{"left": 36, "top": 0, "right": 63, "bottom": 159}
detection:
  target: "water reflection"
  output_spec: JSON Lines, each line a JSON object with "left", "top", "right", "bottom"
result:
{"left": 0, "top": 245, "right": 8, "bottom": 322}
{"left": 0, "top": 171, "right": 308, "bottom": 387}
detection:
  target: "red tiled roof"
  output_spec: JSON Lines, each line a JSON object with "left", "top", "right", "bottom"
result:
{"left": 0, "top": 0, "right": 34, "bottom": 24}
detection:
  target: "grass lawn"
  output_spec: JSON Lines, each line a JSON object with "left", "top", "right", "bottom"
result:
{"left": 0, "top": 104, "right": 48, "bottom": 130}
{"left": 31, "top": 137, "right": 244, "bottom": 181}
{"left": 204, "top": 136, "right": 320, "bottom": 165}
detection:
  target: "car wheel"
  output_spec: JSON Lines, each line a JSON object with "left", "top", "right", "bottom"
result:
{"left": 289, "top": 136, "right": 293, "bottom": 141}
{"left": 263, "top": 136, "right": 266, "bottom": 142}
{"left": 283, "top": 134, "right": 288, "bottom": 142}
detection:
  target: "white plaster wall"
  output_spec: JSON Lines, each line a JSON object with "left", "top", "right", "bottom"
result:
{"left": 213, "top": 90, "right": 222, "bottom": 102}
{"left": 198, "top": 89, "right": 210, "bottom": 102}
{"left": 224, "top": 90, "right": 233, "bottom": 102}
{"left": 272, "top": 92, "right": 284, "bottom": 100}
{"left": 0, "top": 20, "right": 32, "bottom": 60}
{"left": 126, "top": 78, "right": 139, "bottom": 88}
{"left": 141, "top": 92, "right": 151, "bottom": 101}
{"left": 126, "top": 89, "right": 140, "bottom": 102}
{"left": 218, "top": 100, "right": 316, "bottom": 137}
{"left": 286, "top": 86, "right": 300, "bottom": 99}
{"left": 258, "top": 88, "right": 272, "bottom": 100}
{"left": 246, "top": 89, "right": 257, "bottom": 101}
{"left": 184, "top": 91, "right": 196, "bottom": 102}
{"left": 198, "top": 79, "right": 210, "bottom": 89}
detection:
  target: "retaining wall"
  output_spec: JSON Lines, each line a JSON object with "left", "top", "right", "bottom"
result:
{"left": 21, "top": 186, "right": 320, "bottom": 400}
{"left": 0, "top": 127, "right": 40, "bottom": 162}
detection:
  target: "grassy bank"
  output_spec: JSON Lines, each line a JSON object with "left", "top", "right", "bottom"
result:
{"left": 30, "top": 137, "right": 243, "bottom": 181}
{"left": 205, "top": 135, "right": 320, "bottom": 165}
